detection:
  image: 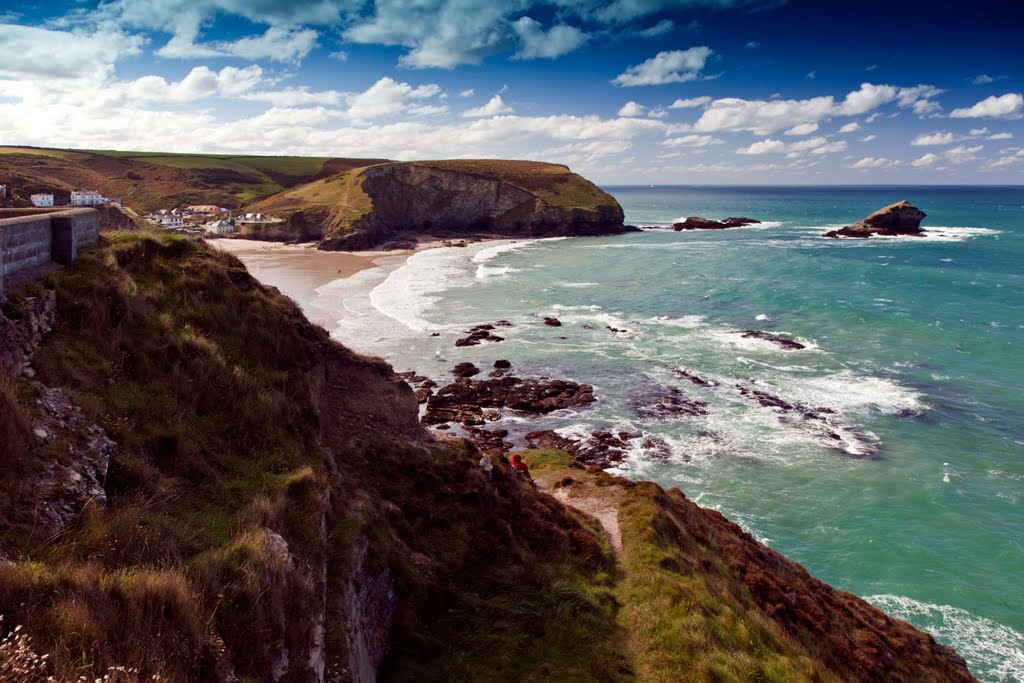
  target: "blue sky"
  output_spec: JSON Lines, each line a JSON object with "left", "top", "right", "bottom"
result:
{"left": 0, "top": 0, "right": 1021, "bottom": 183}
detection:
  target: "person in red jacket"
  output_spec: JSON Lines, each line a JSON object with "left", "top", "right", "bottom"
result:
{"left": 509, "top": 453, "right": 533, "bottom": 484}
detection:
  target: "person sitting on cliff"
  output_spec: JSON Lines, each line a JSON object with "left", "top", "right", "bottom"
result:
{"left": 509, "top": 453, "right": 533, "bottom": 485}
{"left": 478, "top": 453, "right": 494, "bottom": 481}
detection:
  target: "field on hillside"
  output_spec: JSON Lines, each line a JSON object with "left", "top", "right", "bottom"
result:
{"left": 0, "top": 146, "right": 389, "bottom": 212}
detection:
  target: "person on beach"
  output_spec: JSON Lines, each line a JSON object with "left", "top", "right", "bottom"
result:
{"left": 509, "top": 453, "right": 533, "bottom": 484}
{"left": 479, "top": 453, "right": 493, "bottom": 480}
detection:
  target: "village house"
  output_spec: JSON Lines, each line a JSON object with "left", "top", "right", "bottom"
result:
{"left": 71, "top": 190, "right": 105, "bottom": 206}
{"left": 186, "top": 204, "right": 221, "bottom": 215}
{"left": 156, "top": 215, "right": 184, "bottom": 228}
{"left": 205, "top": 219, "right": 235, "bottom": 235}
{"left": 30, "top": 193, "right": 54, "bottom": 207}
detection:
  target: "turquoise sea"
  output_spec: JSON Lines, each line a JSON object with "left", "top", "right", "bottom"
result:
{"left": 312, "top": 186, "right": 1024, "bottom": 681}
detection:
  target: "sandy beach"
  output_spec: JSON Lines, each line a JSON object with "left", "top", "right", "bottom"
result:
{"left": 208, "top": 236, "right": 469, "bottom": 330}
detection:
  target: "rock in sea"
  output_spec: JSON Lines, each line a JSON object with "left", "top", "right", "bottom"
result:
{"left": 824, "top": 200, "right": 925, "bottom": 238}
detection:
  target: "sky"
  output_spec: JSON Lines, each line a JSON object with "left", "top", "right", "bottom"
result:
{"left": 0, "top": 0, "right": 1021, "bottom": 184}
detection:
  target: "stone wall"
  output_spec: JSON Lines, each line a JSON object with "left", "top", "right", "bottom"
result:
{"left": 0, "top": 208, "right": 98, "bottom": 300}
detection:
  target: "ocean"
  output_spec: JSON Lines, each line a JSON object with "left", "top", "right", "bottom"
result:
{"left": 312, "top": 186, "right": 1024, "bottom": 681}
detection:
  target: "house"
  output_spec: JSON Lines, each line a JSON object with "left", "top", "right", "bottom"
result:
{"left": 71, "top": 190, "right": 104, "bottom": 206}
{"left": 31, "top": 193, "right": 54, "bottom": 207}
{"left": 158, "top": 215, "right": 184, "bottom": 228}
{"left": 205, "top": 219, "right": 234, "bottom": 235}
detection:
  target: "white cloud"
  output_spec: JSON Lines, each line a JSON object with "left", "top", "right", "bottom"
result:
{"left": 460, "top": 89, "right": 475, "bottom": 98}
{"left": 785, "top": 122, "right": 819, "bottom": 136}
{"left": 241, "top": 86, "right": 345, "bottom": 107}
{"left": 663, "top": 134, "right": 720, "bottom": 148}
{"left": 806, "top": 70, "right": 816, "bottom": 80}
{"left": 738, "top": 139, "right": 786, "bottom": 155}
{"left": 647, "top": 107, "right": 668, "bottom": 119}
{"left": 945, "top": 144, "right": 983, "bottom": 163}
{"left": 969, "top": 127, "right": 989, "bottom": 135}
{"left": 971, "top": 74, "right": 995, "bottom": 85}
{"left": 912, "top": 132, "right": 955, "bottom": 146}
{"left": 670, "top": 96, "right": 712, "bottom": 109}
{"left": 989, "top": 132, "right": 1013, "bottom": 140}
{"left": 695, "top": 95, "right": 835, "bottom": 135}
{"left": 745, "top": 41, "right": 759, "bottom": 49}
{"left": 612, "top": 47, "right": 713, "bottom": 86}
{"left": 0, "top": 23, "right": 142, "bottom": 80}
{"left": 838, "top": 122, "right": 861, "bottom": 133}
{"left": 346, "top": 77, "right": 446, "bottom": 120}
{"left": 618, "top": 101, "right": 646, "bottom": 117}
{"left": 860, "top": 134, "right": 877, "bottom": 142}
{"left": 329, "top": 50, "right": 348, "bottom": 61}
{"left": 126, "top": 65, "right": 265, "bottom": 102}
{"left": 851, "top": 157, "right": 893, "bottom": 169}
{"left": 692, "top": 83, "right": 945, "bottom": 136}
{"left": 462, "top": 94, "right": 514, "bottom": 118}
{"left": 635, "top": 19, "right": 674, "bottom": 38}
{"left": 911, "top": 153, "right": 939, "bottom": 168}
{"left": 512, "top": 17, "right": 588, "bottom": 59}
{"left": 950, "top": 93, "right": 1024, "bottom": 119}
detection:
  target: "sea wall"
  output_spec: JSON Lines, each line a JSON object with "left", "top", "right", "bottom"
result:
{"left": 0, "top": 207, "right": 98, "bottom": 300}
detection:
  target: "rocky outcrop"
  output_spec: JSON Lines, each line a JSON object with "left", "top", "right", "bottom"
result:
{"left": 253, "top": 160, "right": 635, "bottom": 250}
{"left": 0, "top": 290, "right": 56, "bottom": 376}
{"left": 824, "top": 201, "right": 926, "bottom": 238}
{"left": 422, "top": 375, "right": 596, "bottom": 426}
{"left": 738, "top": 330, "right": 806, "bottom": 350}
{"left": 673, "top": 216, "right": 760, "bottom": 231}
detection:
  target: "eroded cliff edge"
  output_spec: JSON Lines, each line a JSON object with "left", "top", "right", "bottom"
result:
{"left": 0, "top": 233, "right": 973, "bottom": 682}
{"left": 250, "top": 159, "right": 634, "bottom": 250}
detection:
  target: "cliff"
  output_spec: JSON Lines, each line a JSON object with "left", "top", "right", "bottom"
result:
{"left": 250, "top": 159, "right": 633, "bottom": 250}
{"left": 0, "top": 233, "right": 974, "bottom": 681}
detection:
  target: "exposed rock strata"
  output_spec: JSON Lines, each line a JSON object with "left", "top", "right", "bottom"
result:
{"left": 824, "top": 200, "right": 926, "bottom": 238}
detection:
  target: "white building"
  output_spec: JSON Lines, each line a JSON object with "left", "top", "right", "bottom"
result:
{"left": 71, "top": 190, "right": 104, "bottom": 206}
{"left": 30, "top": 193, "right": 54, "bottom": 207}
{"left": 158, "top": 215, "right": 184, "bottom": 228}
{"left": 205, "top": 220, "right": 234, "bottom": 235}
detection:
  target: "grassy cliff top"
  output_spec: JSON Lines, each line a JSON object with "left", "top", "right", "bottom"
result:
{"left": 0, "top": 146, "right": 388, "bottom": 212}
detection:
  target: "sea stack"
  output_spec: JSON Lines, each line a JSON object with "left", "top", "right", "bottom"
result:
{"left": 824, "top": 201, "right": 926, "bottom": 238}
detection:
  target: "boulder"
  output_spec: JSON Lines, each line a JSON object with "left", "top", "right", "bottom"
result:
{"left": 673, "top": 216, "right": 761, "bottom": 231}
{"left": 738, "top": 330, "right": 806, "bottom": 350}
{"left": 422, "top": 375, "right": 595, "bottom": 425}
{"left": 824, "top": 201, "right": 925, "bottom": 238}
{"left": 452, "top": 362, "right": 480, "bottom": 378}
{"left": 493, "top": 359, "right": 511, "bottom": 368}
{"left": 543, "top": 317, "right": 562, "bottom": 327}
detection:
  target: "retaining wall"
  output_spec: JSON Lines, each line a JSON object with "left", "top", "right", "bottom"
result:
{"left": 0, "top": 208, "right": 99, "bottom": 300}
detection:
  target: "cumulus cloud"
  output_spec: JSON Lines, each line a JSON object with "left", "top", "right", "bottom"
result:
{"left": 0, "top": 23, "right": 142, "bottom": 80}
{"left": 851, "top": 157, "right": 893, "bottom": 169}
{"left": 912, "top": 132, "right": 955, "bottom": 146}
{"left": 612, "top": 47, "right": 713, "bottom": 86}
{"left": 785, "top": 122, "right": 819, "bottom": 136}
{"left": 670, "top": 96, "right": 712, "bottom": 109}
{"left": 838, "top": 122, "right": 861, "bottom": 133}
{"left": 950, "top": 93, "right": 1024, "bottom": 119}
{"left": 692, "top": 82, "right": 945, "bottom": 136}
{"left": 861, "top": 134, "right": 877, "bottom": 142}
{"left": 618, "top": 101, "right": 646, "bottom": 117}
{"left": 945, "top": 144, "right": 983, "bottom": 163}
{"left": 460, "top": 89, "right": 475, "bottom": 98}
{"left": 462, "top": 94, "right": 514, "bottom": 118}
{"left": 512, "top": 17, "right": 588, "bottom": 59}
{"left": 738, "top": 139, "right": 786, "bottom": 155}
{"left": 126, "top": 65, "right": 265, "bottom": 102}
{"left": 663, "top": 134, "right": 720, "bottom": 148}
{"left": 345, "top": 77, "right": 446, "bottom": 120}
{"left": 911, "top": 153, "right": 939, "bottom": 168}
{"left": 989, "top": 132, "right": 1013, "bottom": 140}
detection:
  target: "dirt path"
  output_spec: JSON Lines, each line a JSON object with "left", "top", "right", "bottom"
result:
{"left": 536, "top": 474, "right": 624, "bottom": 554}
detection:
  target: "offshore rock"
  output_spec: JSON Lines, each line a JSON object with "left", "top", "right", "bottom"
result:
{"left": 739, "top": 330, "right": 806, "bottom": 350}
{"left": 422, "top": 375, "right": 596, "bottom": 426}
{"left": 674, "top": 216, "right": 761, "bottom": 231}
{"left": 824, "top": 201, "right": 926, "bottom": 238}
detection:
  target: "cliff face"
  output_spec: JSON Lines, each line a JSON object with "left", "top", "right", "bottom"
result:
{"left": 0, "top": 233, "right": 975, "bottom": 682}
{"left": 252, "top": 159, "right": 632, "bottom": 250}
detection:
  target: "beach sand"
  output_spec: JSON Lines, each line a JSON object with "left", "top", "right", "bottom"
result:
{"left": 209, "top": 238, "right": 392, "bottom": 324}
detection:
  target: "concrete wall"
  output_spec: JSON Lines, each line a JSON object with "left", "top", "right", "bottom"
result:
{"left": 0, "top": 208, "right": 99, "bottom": 300}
